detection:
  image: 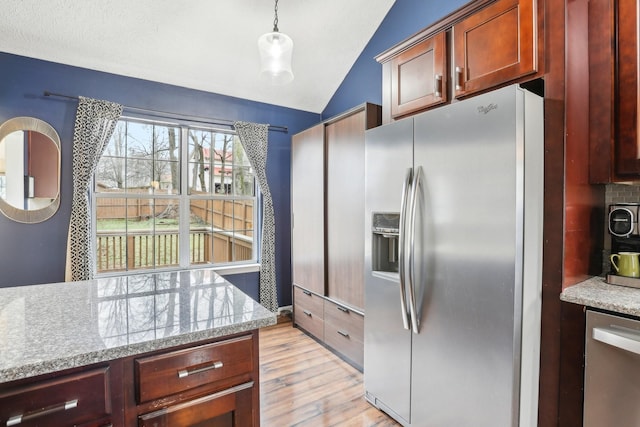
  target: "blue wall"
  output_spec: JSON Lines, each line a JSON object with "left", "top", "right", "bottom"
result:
{"left": 0, "top": 52, "right": 320, "bottom": 308}
{"left": 322, "top": 0, "right": 471, "bottom": 119}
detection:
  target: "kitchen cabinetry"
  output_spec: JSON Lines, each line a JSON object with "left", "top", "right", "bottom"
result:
{"left": 0, "top": 368, "right": 113, "bottom": 427}
{"left": 291, "top": 103, "right": 381, "bottom": 368}
{"left": 0, "top": 331, "right": 259, "bottom": 427}
{"left": 589, "top": 0, "right": 640, "bottom": 182}
{"left": 377, "top": 0, "right": 541, "bottom": 123}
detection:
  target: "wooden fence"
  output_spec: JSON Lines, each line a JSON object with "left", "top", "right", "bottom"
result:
{"left": 96, "top": 229, "right": 253, "bottom": 272}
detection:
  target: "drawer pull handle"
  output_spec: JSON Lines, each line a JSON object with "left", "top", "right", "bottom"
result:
{"left": 7, "top": 399, "right": 78, "bottom": 426}
{"left": 434, "top": 74, "right": 443, "bottom": 98}
{"left": 302, "top": 290, "right": 312, "bottom": 296}
{"left": 303, "top": 310, "right": 312, "bottom": 317}
{"left": 178, "top": 361, "right": 224, "bottom": 379}
{"left": 337, "top": 330, "right": 350, "bottom": 338}
{"left": 337, "top": 305, "right": 349, "bottom": 313}
{"left": 455, "top": 66, "right": 464, "bottom": 91}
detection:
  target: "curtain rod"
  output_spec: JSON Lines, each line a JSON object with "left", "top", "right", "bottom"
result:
{"left": 43, "top": 90, "right": 288, "bottom": 133}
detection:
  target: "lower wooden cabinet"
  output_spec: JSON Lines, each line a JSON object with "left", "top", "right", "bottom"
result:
{"left": 0, "top": 367, "right": 112, "bottom": 427}
{"left": 293, "top": 284, "right": 364, "bottom": 369}
{"left": 0, "top": 331, "right": 260, "bottom": 427}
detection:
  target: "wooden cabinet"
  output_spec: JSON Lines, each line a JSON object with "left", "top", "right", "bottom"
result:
{"left": 452, "top": 0, "right": 537, "bottom": 98}
{"left": 378, "top": 0, "right": 542, "bottom": 123}
{"left": 323, "top": 300, "right": 364, "bottom": 367}
{"left": 589, "top": 0, "right": 640, "bottom": 182}
{"left": 0, "top": 368, "right": 112, "bottom": 427}
{"left": 291, "top": 123, "right": 325, "bottom": 295}
{"left": 0, "top": 331, "right": 260, "bottom": 427}
{"left": 389, "top": 32, "right": 447, "bottom": 119}
{"left": 291, "top": 103, "right": 381, "bottom": 369}
{"left": 133, "top": 332, "right": 259, "bottom": 427}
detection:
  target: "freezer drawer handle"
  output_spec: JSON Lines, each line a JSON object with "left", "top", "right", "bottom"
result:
{"left": 593, "top": 326, "right": 640, "bottom": 355}
{"left": 336, "top": 305, "right": 349, "bottom": 313}
{"left": 303, "top": 310, "right": 312, "bottom": 317}
{"left": 302, "top": 289, "right": 312, "bottom": 296}
{"left": 178, "top": 361, "right": 224, "bottom": 378}
{"left": 6, "top": 399, "right": 78, "bottom": 426}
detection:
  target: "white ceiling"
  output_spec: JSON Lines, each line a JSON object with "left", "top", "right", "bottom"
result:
{"left": 0, "top": 0, "right": 396, "bottom": 113}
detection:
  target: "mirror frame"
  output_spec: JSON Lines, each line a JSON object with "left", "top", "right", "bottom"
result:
{"left": 0, "top": 117, "right": 61, "bottom": 223}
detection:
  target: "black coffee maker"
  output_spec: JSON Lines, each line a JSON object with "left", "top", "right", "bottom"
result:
{"left": 609, "top": 203, "right": 640, "bottom": 254}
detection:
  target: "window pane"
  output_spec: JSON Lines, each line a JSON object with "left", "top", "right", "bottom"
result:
{"left": 189, "top": 200, "right": 212, "bottom": 265}
{"left": 232, "top": 137, "right": 255, "bottom": 196}
{"left": 232, "top": 200, "right": 253, "bottom": 261}
{"left": 96, "top": 197, "right": 127, "bottom": 273}
{"left": 213, "top": 133, "right": 234, "bottom": 195}
{"left": 154, "top": 160, "right": 179, "bottom": 195}
{"left": 154, "top": 198, "right": 180, "bottom": 268}
{"left": 155, "top": 126, "right": 180, "bottom": 162}
{"left": 188, "top": 129, "right": 212, "bottom": 195}
{"left": 126, "top": 158, "right": 153, "bottom": 193}
{"left": 95, "top": 157, "right": 126, "bottom": 192}
{"left": 126, "top": 198, "right": 155, "bottom": 270}
{"left": 126, "top": 122, "right": 153, "bottom": 160}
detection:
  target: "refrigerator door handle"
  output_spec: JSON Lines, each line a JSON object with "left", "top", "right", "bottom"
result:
{"left": 407, "top": 166, "right": 423, "bottom": 334}
{"left": 398, "top": 167, "right": 413, "bottom": 330}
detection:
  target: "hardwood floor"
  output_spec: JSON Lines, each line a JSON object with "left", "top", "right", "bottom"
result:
{"left": 259, "top": 321, "right": 401, "bottom": 427}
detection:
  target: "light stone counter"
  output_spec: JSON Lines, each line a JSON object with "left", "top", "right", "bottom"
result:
{"left": 560, "top": 275, "right": 640, "bottom": 317}
{"left": 0, "top": 269, "right": 276, "bottom": 383}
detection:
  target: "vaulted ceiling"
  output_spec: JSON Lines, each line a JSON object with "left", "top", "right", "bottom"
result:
{"left": 0, "top": 0, "right": 396, "bottom": 113}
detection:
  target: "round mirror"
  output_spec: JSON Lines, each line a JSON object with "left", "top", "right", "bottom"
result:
{"left": 0, "top": 117, "right": 61, "bottom": 223}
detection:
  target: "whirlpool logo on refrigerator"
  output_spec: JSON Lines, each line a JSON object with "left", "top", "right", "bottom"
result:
{"left": 477, "top": 103, "right": 498, "bottom": 114}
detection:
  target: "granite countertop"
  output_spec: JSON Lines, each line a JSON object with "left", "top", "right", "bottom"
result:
{"left": 0, "top": 269, "right": 276, "bottom": 383}
{"left": 560, "top": 275, "right": 640, "bottom": 317}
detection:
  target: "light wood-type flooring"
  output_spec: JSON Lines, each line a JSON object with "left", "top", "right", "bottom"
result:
{"left": 259, "top": 320, "right": 401, "bottom": 427}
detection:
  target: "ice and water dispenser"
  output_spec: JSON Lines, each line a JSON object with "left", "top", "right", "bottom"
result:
{"left": 371, "top": 213, "right": 400, "bottom": 273}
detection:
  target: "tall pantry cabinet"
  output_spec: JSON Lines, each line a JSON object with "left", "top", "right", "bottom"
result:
{"left": 291, "top": 103, "right": 381, "bottom": 369}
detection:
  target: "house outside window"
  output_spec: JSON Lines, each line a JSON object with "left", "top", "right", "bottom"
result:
{"left": 93, "top": 119, "right": 257, "bottom": 274}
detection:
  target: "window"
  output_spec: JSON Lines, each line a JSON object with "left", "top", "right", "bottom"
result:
{"left": 93, "top": 119, "right": 256, "bottom": 274}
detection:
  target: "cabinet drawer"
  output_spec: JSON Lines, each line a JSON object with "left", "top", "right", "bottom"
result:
{"left": 0, "top": 368, "right": 111, "bottom": 427}
{"left": 324, "top": 300, "right": 364, "bottom": 366}
{"left": 138, "top": 381, "right": 254, "bottom": 427}
{"left": 294, "top": 302, "right": 324, "bottom": 340}
{"left": 135, "top": 335, "right": 254, "bottom": 403}
{"left": 323, "top": 300, "right": 364, "bottom": 343}
{"left": 294, "top": 286, "right": 324, "bottom": 318}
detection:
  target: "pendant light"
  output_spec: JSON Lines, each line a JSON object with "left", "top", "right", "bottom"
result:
{"left": 258, "top": 0, "right": 294, "bottom": 85}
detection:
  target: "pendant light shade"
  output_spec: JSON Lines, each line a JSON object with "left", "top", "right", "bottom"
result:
{"left": 258, "top": 0, "right": 294, "bottom": 85}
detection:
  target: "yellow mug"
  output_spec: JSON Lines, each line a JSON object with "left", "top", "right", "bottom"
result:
{"left": 610, "top": 252, "right": 640, "bottom": 278}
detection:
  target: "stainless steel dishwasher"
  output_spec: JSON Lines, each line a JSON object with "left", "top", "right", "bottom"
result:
{"left": 584, "top": 310, "right": 640, "bottom": 426}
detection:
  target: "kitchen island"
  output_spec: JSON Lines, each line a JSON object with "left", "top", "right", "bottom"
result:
{"left": 0, "top": 268, "right": 276, "bottom": 427}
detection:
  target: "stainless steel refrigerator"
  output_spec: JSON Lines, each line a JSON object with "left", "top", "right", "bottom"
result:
{"left": 364, "top": 84, "right": 543, "bottom": 427}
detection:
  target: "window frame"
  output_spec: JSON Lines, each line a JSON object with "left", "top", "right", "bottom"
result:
{"left": 92, "top": 117, "right": 259, "bottom": 277}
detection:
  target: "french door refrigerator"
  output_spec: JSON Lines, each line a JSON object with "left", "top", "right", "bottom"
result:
{"left": 364, "top": 84, "right": 543, "bottom": 427}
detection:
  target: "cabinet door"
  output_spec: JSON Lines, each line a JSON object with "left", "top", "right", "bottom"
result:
{"left": 138, "top": 382, "right": 255, "bottom": 427}
{"left": 291, "top": 124, "right": 325, "bottom": 295}
{"left": 453, "top": 0, "right": 536, "bottom": 98}
{"left": 390, "top": 32, "right": 447, "bottom": 118}
{"left": 614, "top": 0, "right": 640, "bottom": 176}
{"left": 326, "top": 106, "right": 380, "bottom": 310}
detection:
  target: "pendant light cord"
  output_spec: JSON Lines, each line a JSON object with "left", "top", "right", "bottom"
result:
{"left": 273, "top": 0, "right": 279, "bottom": 32}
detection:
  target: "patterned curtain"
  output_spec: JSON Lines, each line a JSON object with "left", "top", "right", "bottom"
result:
{"left": 234, "top": 121, "right": 278, "bottom": 312}
{"left": 65, "top": 97, "right": 123, "bottom": 281}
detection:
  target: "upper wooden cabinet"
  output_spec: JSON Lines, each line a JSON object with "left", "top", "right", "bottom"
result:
{"left": 589, "top": 0, "right": 640, "bottom": 182}
{"left": 390, "top": 32, "right": 447, "bottom": 119}
{"left": 291, "top": 124, "right": 325, "bottom": 295}
{"left": 452, "top": 0, "right": 537, "bottom": 98}
{"left": 377, "top": 0, "right": 542, "bottom": 123}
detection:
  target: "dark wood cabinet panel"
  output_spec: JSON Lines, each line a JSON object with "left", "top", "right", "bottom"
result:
{"left": 453, "top": 0, "right": 537, "bottom": 98}
{"left": 589, "top": 0, "right": 640, "bottom": 181}
{"left": 0, "top": 367, "right": 111, "bottom": 427}
{"left": 138, "top": 382, "right": 254, "bottom": 427}
{"left": 390, "top": 32, "right": 447, "bottom": 118}
{"left": 291, "top": 124, "right": 325, "bottom": 295}
{"left": 135, "top": 335, "right": 254, "bottom": 403}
